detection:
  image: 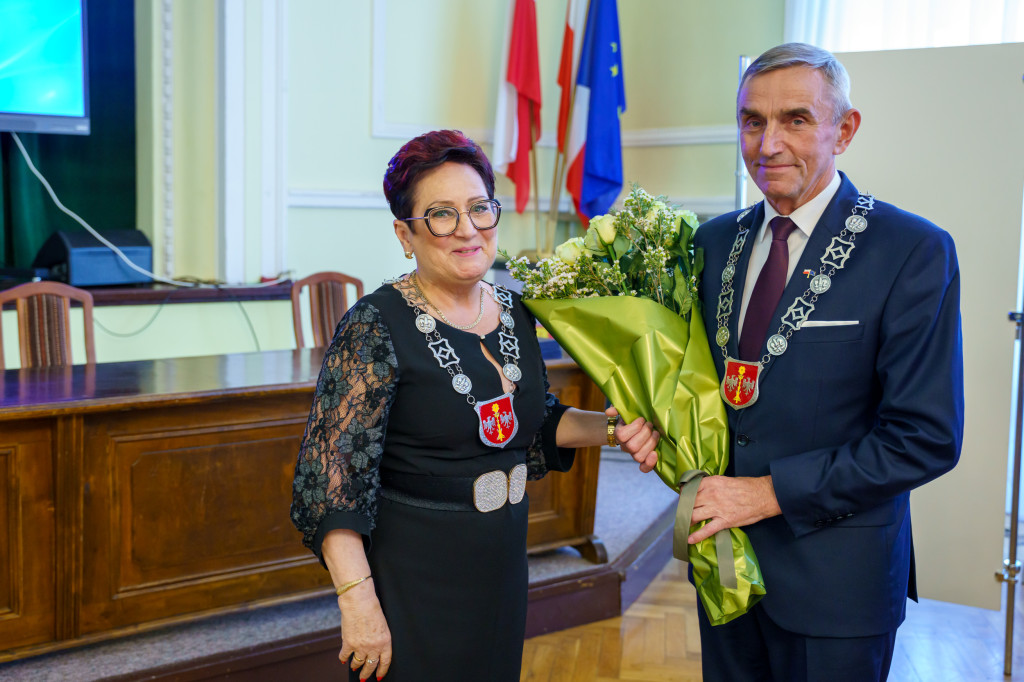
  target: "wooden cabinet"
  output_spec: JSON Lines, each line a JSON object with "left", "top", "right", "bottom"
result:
{"left": 0, "top": 350, "right": 605, "bottom": 662}
{"left": 526, "top": 360, "right": 607, "bottom": 563}
{"left": 76, "top": 396, "right": 323, "bottom": 635}
{"left": 0, "top": 421, "right": 56, "bottom": 651}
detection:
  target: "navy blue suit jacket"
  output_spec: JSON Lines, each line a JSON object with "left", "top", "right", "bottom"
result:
{"left": 693, "top": 173, "right": 964, "bottom": 638}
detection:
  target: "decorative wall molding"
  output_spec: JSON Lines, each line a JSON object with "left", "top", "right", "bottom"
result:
{"left": 161, "top": 0, "right": 174, "bottom": 278}
{"left": 619, "top": 125, "right": 737, "bottom": 147}
{"left": 261, "top": 0, "right": 287, "bottom": 278}
{"left": 289, "top": 190, "right": 389, "bottom": 210}
{"left": 286, "top": 189, "right": 735, "bottom": 218}
{"left": 219, "top": 0, "right": 246, "bottom": 284}
{"left": 369, "top": 0, "right": 736, "bottom": 149}
{"left": 216, "top": 0, "right": 286, "bottom": 282}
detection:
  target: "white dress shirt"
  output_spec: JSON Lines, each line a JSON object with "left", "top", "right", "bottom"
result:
{"left": 737, "top": 172, "right": 842, "bottom": 339}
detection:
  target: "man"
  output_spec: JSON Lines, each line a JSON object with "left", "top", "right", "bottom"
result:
{"left": 689, "top": 43, "right": 964, "bottom": 681}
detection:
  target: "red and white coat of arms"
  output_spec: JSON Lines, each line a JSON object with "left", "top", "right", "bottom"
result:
{"left": 721, "top": 358, "right": 760, "bottom": 409}
{"left": 477, "top": 393, "right": 518, "bottom": 447}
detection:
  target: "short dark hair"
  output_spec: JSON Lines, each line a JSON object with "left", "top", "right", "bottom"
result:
{"left": 383, "top": 130, "right": 495, "bottom": 226}
{"left": 740, "top": 42, "right": 853, "bottom": 123}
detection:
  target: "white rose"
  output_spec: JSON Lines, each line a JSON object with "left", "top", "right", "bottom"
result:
{"left": 583, "top": 226, "right": 606, "bottom": 255}
{"left": 589, "top": 214, "right": 617, "bottom": 245}
{"left": 680, "top": 209, "right": 699, "bottom": 229}
{"left": 554, "top": 236, "right": 586, "bottom": 264}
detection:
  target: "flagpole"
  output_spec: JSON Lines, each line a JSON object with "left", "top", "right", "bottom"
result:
{"left": 545, "top": 153, "right": 566, "bottom": 256}
{"left": 548, "top": 0, "right": 592, "bottom": 255}
{"left": 529, "top": 101, "right": 543, "bottom": 256}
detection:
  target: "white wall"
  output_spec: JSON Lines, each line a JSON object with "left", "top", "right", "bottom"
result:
{"left": 282, "top": 0, "right": 785, "bottom": 290}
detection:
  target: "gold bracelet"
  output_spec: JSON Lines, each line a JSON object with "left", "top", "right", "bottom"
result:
{"left": 335, "top": 575, "right": 371, "bottom": 596}
{"left": 607, "top": 416, "right": 619, "bottom": 447}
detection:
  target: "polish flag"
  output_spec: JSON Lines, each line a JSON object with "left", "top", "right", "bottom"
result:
{"left": 492, "top": 0, "right": 542, "bottom": 213}
{"left": 556, "top": 0, "right": 588, "bottom": 156}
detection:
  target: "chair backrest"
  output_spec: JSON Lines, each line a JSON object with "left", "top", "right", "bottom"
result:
{"left": 0, "top": 281, "right": 97, "bottom": 370}
{"left": 290, "top": 271, "right": 365, "bottom": 348}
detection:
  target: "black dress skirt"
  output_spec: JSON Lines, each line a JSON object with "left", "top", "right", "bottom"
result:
{"left": 290, "top": 279, "right": 573, "bottom": 682}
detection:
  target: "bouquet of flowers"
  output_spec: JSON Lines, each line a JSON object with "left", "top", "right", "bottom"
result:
{"left": 503, "top": 186, "right": 764, "bottom": 625}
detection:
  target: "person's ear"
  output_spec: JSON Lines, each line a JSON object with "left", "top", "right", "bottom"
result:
{"left": 833, "top": 108, "right": 861, "bottom": 155}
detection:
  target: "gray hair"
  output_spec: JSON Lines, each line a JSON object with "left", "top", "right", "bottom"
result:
{"left": 739, "top": 43, "right": 853, "bottom": 123}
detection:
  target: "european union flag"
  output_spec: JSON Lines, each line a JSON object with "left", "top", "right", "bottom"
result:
{"left": 576, "top": 0, "right": 626, "bottom": 218}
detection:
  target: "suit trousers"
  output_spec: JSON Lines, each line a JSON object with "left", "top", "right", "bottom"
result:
{"left": 696, "top": 598, "right": 897, "bottom": 682}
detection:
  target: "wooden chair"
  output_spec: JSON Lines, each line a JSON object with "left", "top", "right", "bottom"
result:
{"left": 290, "top": 271, "right": 364, "bottom": 348}
{"left": 0, "top": 281, "right": 97, "bottom": 370}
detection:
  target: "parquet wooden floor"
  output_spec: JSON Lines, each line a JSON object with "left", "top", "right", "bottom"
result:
{"left": 521, "top": 559, "right": 702, "bottom": 681}
{"left": 522, "top": 557, "right": 1024, "bottom": 681}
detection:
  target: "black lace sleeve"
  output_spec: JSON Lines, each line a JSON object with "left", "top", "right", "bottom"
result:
{"left": 522, "top": 300, "right": 573, "bottom": 480}
{"left": 525, "top": 367, "right": 573, "bottom": 479}
{"left": 290, "top": 301, "right": 398, "bottom": 560}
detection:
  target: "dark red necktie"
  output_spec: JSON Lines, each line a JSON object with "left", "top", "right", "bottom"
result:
{"left": 739, "top": 216, "right": 797, "bottom": 361}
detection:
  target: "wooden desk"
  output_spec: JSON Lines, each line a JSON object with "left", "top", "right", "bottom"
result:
{"left": 0, "top": 351, "right": 605, "bottom": 662}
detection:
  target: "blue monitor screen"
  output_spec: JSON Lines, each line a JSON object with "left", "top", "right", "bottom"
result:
{"left": 0, "top": 0, "right": 89, "bottom": 135}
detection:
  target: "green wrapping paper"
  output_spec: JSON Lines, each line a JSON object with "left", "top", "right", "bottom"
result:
{"left": 526, "top": 296, "right": 765, "bottom": 625}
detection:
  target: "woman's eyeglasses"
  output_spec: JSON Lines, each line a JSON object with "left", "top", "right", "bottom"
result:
{"left": 402, "top": 199, "right": 501, "bottom": 237}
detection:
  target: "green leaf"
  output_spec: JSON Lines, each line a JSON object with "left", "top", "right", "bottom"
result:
{"left": 666, "top": 241, "right": 688, "bottom": 262}
{"left": 679, "top": 293, "right": 693, "bottom": 317}
{"left": 660, "top": 270, "right": 674, "bottom": 297}
{"left": 619, "top": 249, "right": 643, "bottom": 276}
{"left": 679, "top": 220, "right": 694, "bottom": 250}
{"left": 609, "top": 233, "right": 630, "bottom": 261}
{"left": 672, "top": 265, "right": 692, "bottom": 318}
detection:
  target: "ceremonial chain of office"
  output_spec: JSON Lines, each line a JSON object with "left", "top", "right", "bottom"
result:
{"left": 405, "top": 280, "right": 522, "bottom": 404}
{"left": 714, "top": 192, "right": 876, "bottom": 370}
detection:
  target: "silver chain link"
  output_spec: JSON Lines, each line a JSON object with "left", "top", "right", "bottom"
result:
{"left": 715, "top": 193, "right": 875, "bottom": 369}
{"left": 396, "top": 277, "right": 521, "bottom": 406}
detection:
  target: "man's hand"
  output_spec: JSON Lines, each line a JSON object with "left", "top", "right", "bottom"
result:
{"left": 688, "top": 475, "right": 782, "bottom": 544}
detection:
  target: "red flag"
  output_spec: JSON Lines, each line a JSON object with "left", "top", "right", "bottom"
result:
{"left": 492, "top": 0, "right": 541, "bottom": 213}
{"left": 556, "top": 0, "right": 587, "bottom": 154}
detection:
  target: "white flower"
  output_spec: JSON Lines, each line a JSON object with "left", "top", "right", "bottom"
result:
{"left": 583, "top": 226, "right": 606, "bottom": 255}
{"left": 554, "top": 237, "right": 586, "bottom": 264}
{"left": 588, "top": 214, "right": 617, "bottom": 245}
{"left": 679, "top": 209, "right": 699, "bottom": 229}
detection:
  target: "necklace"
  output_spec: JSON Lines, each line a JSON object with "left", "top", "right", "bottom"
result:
{"left": 715, "top": 192, "right": 875, "bottom": 409}
{"left": 410, "top": 272, "right": 485, "bottom": 330}
{"left": 399, "top": 276, "right": 523, "bottom": 448}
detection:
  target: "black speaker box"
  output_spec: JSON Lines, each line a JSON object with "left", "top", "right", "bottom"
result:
{"left": 32, "top": 229, "right": 153, "bottom": 287}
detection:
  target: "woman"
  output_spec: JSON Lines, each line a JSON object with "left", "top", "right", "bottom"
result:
{"left": 290, "top": 129, "right": 659, "bottom": 681}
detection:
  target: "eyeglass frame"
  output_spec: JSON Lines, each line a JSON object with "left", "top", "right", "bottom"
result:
{"left": 400, "top": 199, "right": 502, "bottom": 237}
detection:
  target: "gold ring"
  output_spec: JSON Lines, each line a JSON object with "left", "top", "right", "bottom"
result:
{"left": 352, "top": 655, "right": 365, "bottom": 663}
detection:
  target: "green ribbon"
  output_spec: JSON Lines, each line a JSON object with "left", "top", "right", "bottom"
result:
{"left": 672, "top": 470, "right": 738, "bottom": 590}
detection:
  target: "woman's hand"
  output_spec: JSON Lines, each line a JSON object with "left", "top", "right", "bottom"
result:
{"left": 338, "top": 581, "right": 393, "bottom": 680}
{"left": 607, "top": 406, "right": 659, "bottom": 473}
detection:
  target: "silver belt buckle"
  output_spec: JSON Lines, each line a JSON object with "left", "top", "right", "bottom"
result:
{"left": 473, "top": 464, "right": 528, "bottom": 512}
{"left": 508, "top": 463, "right": 527, "bottom": 504}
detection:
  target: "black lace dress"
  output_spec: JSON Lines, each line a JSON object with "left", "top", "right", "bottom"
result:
{"left": 291, "top": 279, "right": 574, "bottom": 681}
